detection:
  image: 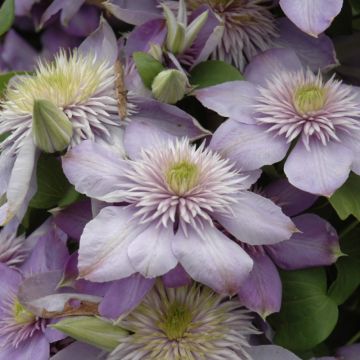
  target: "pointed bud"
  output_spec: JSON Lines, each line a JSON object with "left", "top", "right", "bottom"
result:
{"left": 148, "top": 43, "right": 163, "bottom": 63}
{"left": 52, "top": 316, "right": 128, "bottom": 351}
{"left": 184, "top": 10, "right": 208, "bottom": 51}
{"left": 32, "top": 99, "right": 73, "bottom": 153}
{"left": 151, "top": 69, "right": 188, "bottom": 104}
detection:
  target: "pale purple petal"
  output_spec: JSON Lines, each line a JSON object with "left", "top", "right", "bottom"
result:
{"left": 62, "top": 141, "right": 128, "bottom": 202}
{"left": 267, "top": 214, "right": 340, "bottom": 270}
{"left": 41, "top": 0, "right": 85, "bottom": 27}
{"left": 237, "top": 251, "right": 281, "bottom": 318}
{"left": 0, "top": 263, "right": 22, "bottom": 300}
{"left": 279, "top": 0, "right": 343, "bottom": 37}
{"left": 78, "top": 206, "right": 142, "bottom": 282}
{"left": 284, "top": 139, "right": 353, "bottom": 196}
{"left": 0, "top": 149, "right": 15, "bottom": 195}
{"left": 99, "top": 274, "right": 155, "bottom": 319}
{"left": 104, "top": 0, "right": 161, "bottom": 26}
{"left": 123, "top": 119, "right": 176, "bottom": 159}
{"left": 50, "top": 342, "right": 106, "bottom": 360}
{"left": 79, "top": 17, "right": 118, "bottom": 64}
{"left": 210, "top": 120, "right": 289, "bottom": 171}
{"left": 65, "top": 4, "right": 100, "bottom": 37}
{"left": 263, "top": 179, "right": 318, "bottom": 216}
{"left": 54, "top": 199, "right": 92, "bottom": 240}
{"left": 15, "top": 0, "right": 40, "bottom": 16}
{"left": 275, "top": 18, "right": 339, "bottom": 71}
{"left": 0, "top": 333, "right": 50, "bottom": 360}
{"left": 195, "top": 81, "right": 259, "bottom": 123}
{"left": 337, "top": 128, "right": 360, "bottom": 175}
{"left": 125, "top": 19, "right": 166, "bottom": 57}
{"left": 336, "top": 344, "right": 360, "bottom": 360}
{"left": 2, "top": 30, "right": 38, "bottom": 71}
{"left": 244, "top": 48, "right": 303, "bottom": 86}
{"left": 247, "top": 345, "right": 301, "bottom": 360}
{"left": 215, "top": 191, "right": 295, "bottom": 246}
{"left": 172, "top": 224, "right": 253, "bottom": 295}
{"left": 44, "top": 322, "right": 67, "bottom": 343}
{"left": 162, "top": 264, "right": 192, "bottom": 288}
{"left": 127, "top": 224, "right": 178, "bottom": 277}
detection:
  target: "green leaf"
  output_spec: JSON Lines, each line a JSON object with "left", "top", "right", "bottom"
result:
{"left": 189, "top": 60, "right": 244, "bottom": 89}
{"left": 330, "top": 173, "right": 360, "bottom": 221}
{"left": 30, "top": 154, "right": 80, "bottom": 209}
{"left": 329, "top": 224, "right": 360, "bottom": 305}
{"left": 0, "top": 0, "right": 14, "bottom": 37}
{"left": 133, "top": 51, "right": 164, "bottom": 89}
{"left": 269, "top": 268, "right": 338, "bottom": 351}
{"left": 52, "top": 316, "right": 128, "bottom": 351}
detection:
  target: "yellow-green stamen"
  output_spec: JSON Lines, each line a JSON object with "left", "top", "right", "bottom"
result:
{"left": 13, "top": 299, "right": 35, "bottom": 325}
{"left": 166, "top": 161, "right": 199, "bottom": 194}
{"left": 294, "top": 85, "right": 326, "bottom": 114}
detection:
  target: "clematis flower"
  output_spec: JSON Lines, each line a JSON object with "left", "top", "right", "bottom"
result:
{"left": 237, "top": 179, "right": 341, "bottom": 317}
{"left": 108, "top": 281, "right": 258, "bottom": 360}
{"left": 279, "top": 0, "right": 343, "bottom": 37}
{"left": 63, "top": 137, "right": 295, "bottom": 295}
{"left": 196, "top": 48, "right": 360, "bottom": 196}
{"left": 177, "top": 0, "right": 338, "bottom": 71}
{"left": 0, "top": 220, "right": 69, "bottom": 360}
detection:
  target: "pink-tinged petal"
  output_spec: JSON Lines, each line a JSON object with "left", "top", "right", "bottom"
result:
{"left": 3, "top": 136, "right": 39, "bottom": 225}
{"left": 195, "top": 81, "right": 258, "bottom": 123}
{"left": 172, "top": 224, "right": 253, "bottom": 295}
{"left": 124, "top": 119, "right": 176, "bottom": 160}
{"left": 263, "top": 178, "right": 318, "bottom": 216}
{"left": 50, "top": 342, "right": 106, "bottom": 360}
{"left": 247, "top": 345, "right": 301, "bottom": 360}
{"left": 54, "top": 199, "right": 93, "bottom": 240}
{"left": 99, "top": 274, "right": 155, "bottom": 319}
{"left": 215, "top": 191, "right": 295, "bottom": 246}
{"left": 244, "top": 48, "right": 303, "bottom": 86}
{"left": 128, "top": 225, "right": 178, "bottom": 277}
{"left": 279, "top": 0, "right": 343, "bottom": 37}
{"left": 79, "top": 17, "right": 118, "bottom": 65}
{"left": 104, "top": 0, "right": 161, "bottom": 26}
{"left": 78, "top": 206, "right": 142, "bottom": 282}
{"left": 130, "top": 98, "right": 210, "bottom": 144}
{"left": 2, "top": 30, "right": 38, "bottom": 71}
{"left": 62, "top": 141, "right": 127, "bottom": 202}
{"left": 237, "top": 251, "right": 281, "bottom": 318}
{"left": 21, "top": 219, "right": 69, "bottom": 275}
{"left": 125, "top": 19, "right": 166, "bottom": 57}
{"left": 162, "top": 264, "right": 192, "bottom": 288}
{"left": 41, "top": 0, "right": 85, "bottom": 27}
{"left": 210, "top": 120, "right": 289, "bottom": 171}
{"left": 0, "top": 333, "right": 50, "bottom": 360}
{"left": 284, "top": 139, "right": 353, "bottom": 196}
{"left": 336, "top": 344, "right": 360, "bottom": 360}
{"left": 275, "top": 18, "right": 339, "bottom": 72}
{"left": 267, "top": 214, "right": 340, "bottom": 270}
{"left": 0, "top": 263, "right": 22, "bottom": 299}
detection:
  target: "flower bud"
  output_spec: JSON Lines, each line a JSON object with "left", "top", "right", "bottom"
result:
{"left": 52, "top": 316, "right": 128, "bottom": 351}
{"left": 151, "top": 69, "right": 188, "bottom": 104}
{"left": 32, "top": 99, "right": 73, "bottom": 153}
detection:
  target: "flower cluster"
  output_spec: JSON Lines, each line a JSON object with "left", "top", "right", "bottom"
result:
{"left": 0, "top": 0, "right": 359, "bottom": 359}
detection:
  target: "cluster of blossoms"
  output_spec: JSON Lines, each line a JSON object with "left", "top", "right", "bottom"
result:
{"left": 0, "top": 0, "right": 359, "bottom": 359}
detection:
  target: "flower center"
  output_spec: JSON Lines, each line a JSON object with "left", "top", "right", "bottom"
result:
{"left": 294, "top": 85, "right": 326, "bottom": 115}
{"left": 166, "top": 161, "right": 200, "bottom": 195}
{"left": 158, "top": 301, "right": 192, "bottom": 340}
{"left": 12, "top": 299, "right": 35, "bottom": 325}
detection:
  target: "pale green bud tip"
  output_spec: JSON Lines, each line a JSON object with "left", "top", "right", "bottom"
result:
{"left": 166, "top": 160, "right": 199, "bottom": 194}
{"left": 13, "top": 299, "right": 35, "bottom": 324}
{"left": 32, "top": 99, "right": 73, "bottom": 153}
{"left": 294, "top": 85, "right": 326, "bottom": 114}
{"left": 151, "top": 69, "right": 188, "bottom": 104}
{"left": 52, "top": 316, "right": 128, "bottom": 351}
{"left": 158, "top": 301, "right": 192, "bottom": 340}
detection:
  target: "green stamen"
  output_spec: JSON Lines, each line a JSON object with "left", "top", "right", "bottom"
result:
{"left": 158, "top": 301, "right": 192, "bottom": 340}
{"left": 166, "top": 161, "right": 199, "bottom": 194}
{"left": 13, "top": 299, "right": 35, "bottom": 324}
{"left": 294, "top": 85, "right": 326, "bottom": 114}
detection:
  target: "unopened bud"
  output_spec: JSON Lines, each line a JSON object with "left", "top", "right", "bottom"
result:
{"left": 151, "top": 69, "right": 188, "bottom": 104}
{"left": 32, "top": 99, "right": 73, "bottom": 153}
{"left": 52, "top": 316, "right": 128, "bottom": 351}
{"left": 148, "top": 43, "right": 163, "bottom": 63}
